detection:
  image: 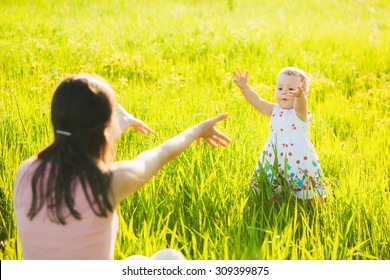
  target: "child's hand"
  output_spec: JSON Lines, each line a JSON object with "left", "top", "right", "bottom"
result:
{"left": 196, "top": 113, "right": 232, "bottom": 148}
{"left": 233, "top": 68, "right": 249, "bottom": 89}
{"left": 286, "top": 79, "right": 307, "bottom": 98}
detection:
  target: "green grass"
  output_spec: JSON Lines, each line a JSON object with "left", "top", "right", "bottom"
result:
{"left": 0, "top": 0, "right": 389, "bottom": 260}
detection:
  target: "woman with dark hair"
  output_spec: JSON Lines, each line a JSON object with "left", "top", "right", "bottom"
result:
{"left": 13, "top": 74, "right": 231, "bottom": 260}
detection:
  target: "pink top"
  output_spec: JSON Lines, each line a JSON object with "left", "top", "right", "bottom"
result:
{"left": 13, "top": 158, "right": 119, "bottom": 260}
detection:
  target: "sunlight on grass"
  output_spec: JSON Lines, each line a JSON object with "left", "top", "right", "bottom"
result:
{"left": 0, "top": 0, "right": 389, "bottom": 260}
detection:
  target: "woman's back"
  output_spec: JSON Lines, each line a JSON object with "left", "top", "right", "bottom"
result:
{"left": 13, "top": 157, "right": 118, "bottom": 260}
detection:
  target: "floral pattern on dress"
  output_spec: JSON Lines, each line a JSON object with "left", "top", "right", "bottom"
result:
{"left": 251, "top": 105, "right": 326, "bottom": 200}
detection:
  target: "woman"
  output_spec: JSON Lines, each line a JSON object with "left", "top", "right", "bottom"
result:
{"left": 13, "top": 74, "right": 231, "bottom": 259}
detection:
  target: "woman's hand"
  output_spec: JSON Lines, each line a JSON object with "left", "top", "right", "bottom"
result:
{"left": 196, "top": 113, "right": 232, "bottom": 148}
{"left": 117, "top": 104, "right": 154, "bottom": 134}
{"left": 128, "top": 116, "right": 154, "bottom": 135}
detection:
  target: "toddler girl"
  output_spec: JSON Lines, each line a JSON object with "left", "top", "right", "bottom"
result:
{"left": 233, "top": 67, "right": 326, "bottom": 201}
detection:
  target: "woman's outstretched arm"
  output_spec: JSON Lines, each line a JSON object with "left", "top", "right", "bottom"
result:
{"left": 110, "top": 113, "right": 231, "bottom": 203}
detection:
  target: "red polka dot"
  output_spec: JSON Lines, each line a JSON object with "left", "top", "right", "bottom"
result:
{"left": 269, "top": 153, "right": 272, "bottom": 157}
{"left": 303, "top": 156, "right": 307, "bottom": 160}
{"left": 288, "top": 152, "right": 292, "bottom": 156}
{"left": 296, "top": 160, "right": 300, "bottom": 164}
{"left": 280, "top": 152, "right": 284, "bottom": 156}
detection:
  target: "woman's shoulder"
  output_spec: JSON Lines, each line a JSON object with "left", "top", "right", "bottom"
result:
{"left": 19, "top": 156, "right": 38, "bottom": 170}
{"left": 14, "top": 156, "right": 38, "bottom": 193}
{"left": 16, "top": 156, "right": 38, "bottom": 178}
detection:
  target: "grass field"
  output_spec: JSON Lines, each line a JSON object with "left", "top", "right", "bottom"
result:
{"left": 0, "top": 0, "right": 389, "bottom": 260}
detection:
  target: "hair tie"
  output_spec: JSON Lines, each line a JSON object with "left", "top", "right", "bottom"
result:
{"left": 56, "top": 130, "right": 72, "bottom": 136}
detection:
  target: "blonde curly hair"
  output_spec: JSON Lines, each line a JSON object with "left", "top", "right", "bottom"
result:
{"left": 278, "top": 67, "right": 310, "bottom": 93}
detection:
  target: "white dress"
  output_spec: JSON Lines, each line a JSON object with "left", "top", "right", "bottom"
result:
{"left": 251, "top": 105, "right": 326, "bottom": 199}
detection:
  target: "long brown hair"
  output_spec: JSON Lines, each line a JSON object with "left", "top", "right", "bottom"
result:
{"left": 28, "top": 74, "right": 115, "bottom": 224}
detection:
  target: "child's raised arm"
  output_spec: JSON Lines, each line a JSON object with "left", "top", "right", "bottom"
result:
{"left": 286, "top": 80, "right": 308, "bottom": 122}
{"left": 233, "top": 68, "right": 274, "bottom": 117}
{"left": 109, "top": 113, "right": 232, "bottom": 203}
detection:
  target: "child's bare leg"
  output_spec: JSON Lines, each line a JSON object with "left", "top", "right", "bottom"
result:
{"left": 250, "top": 178, "right": 261, "bottom": 196}
{"left": 306, "top": 196, "right": 325, "bottom": 211}
{"left": 315, "top": 196, "right": 325, "bottom": 210}
{"left": 271, "top": 185, "right": 282, "bottom": 205}
{"left": 250, "top": 185, "right": 261, "bottom": 196}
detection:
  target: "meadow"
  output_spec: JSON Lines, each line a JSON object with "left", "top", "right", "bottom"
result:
{"left": 0, "top": 0, "right": 389, "bottom": 260}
